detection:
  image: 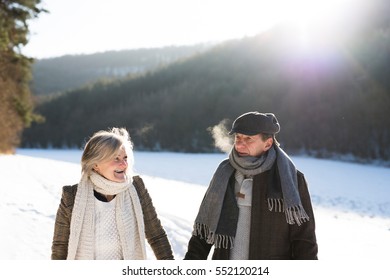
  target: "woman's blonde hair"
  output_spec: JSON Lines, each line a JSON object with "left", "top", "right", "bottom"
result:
{"left": 81, "top": 127, "right": 134, "bottom": 176}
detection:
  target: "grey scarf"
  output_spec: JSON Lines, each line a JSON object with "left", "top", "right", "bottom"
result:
{"left": 193, "top": 145, "right": 309, "bottom": 249}
{"left": 229, "top": 146, "right": 275, "bottom": 176}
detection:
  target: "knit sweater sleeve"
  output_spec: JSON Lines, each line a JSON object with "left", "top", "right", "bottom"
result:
{"left": 51, "top": 184, "right": 77, "bottom": 260}
{"left": 132, "top": 176, "right": 174, "bottom": 260}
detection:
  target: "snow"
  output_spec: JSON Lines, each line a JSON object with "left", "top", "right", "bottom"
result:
{"left": 1, "top": 149, "right": 389, "bottom": 262}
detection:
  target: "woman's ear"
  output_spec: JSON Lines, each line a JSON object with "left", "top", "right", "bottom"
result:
{"left": 93, "top": 164, "right": 99, "bottom": 172}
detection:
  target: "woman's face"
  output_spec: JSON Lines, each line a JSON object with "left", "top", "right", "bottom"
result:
{"left": 94, "top": 147, "right": 128, "bottom": 182}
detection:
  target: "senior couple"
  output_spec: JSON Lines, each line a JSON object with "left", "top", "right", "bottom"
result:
{"left": 51, "top": 112, "right": 318, "bottom": 260}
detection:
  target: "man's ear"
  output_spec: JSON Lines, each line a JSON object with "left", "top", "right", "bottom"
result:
{"left": 264, "top": 137, "right": 274, "bottom": 151}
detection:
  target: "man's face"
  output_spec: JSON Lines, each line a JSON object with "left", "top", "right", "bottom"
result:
{"left": 234, "top": 133, "right": 273, "bottom": 157}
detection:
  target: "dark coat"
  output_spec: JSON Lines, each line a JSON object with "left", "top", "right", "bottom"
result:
{"left": 51, "top": 175, "right": 174, "bottom": 260}
{"left": 184, "top": 166, "right": 318, "bottom": 260}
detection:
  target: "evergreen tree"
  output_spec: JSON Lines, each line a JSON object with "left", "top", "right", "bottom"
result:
{"left": 0, "top": 0, "right": 46, "bottom": 153}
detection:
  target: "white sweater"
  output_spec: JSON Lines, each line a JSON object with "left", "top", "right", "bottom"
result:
{"left": 94, "top": 197, "right": 123, "bottom": 260}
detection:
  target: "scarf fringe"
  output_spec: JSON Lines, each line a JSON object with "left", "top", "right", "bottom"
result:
{"left": 285, "top": 205, "right": 310, "bottom": 226}
{"left": 268, "top": 198, "right": 310, "bottom": 226}
{"left": 194, "top": 223, "right": 234, "bottom": 249}
{"left": 267, "top": 198, "right": 284, "bottom": 212}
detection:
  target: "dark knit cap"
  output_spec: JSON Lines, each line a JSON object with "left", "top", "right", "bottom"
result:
{"left": 229, "top": 111, "right": 280, "bottom": 135}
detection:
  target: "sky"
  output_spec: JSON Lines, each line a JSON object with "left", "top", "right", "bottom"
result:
{"left": 1, "top": 149, "right": 389, "bottom": 278}
{"left": 22, "top": 0, "right": 356, "bottom": 59}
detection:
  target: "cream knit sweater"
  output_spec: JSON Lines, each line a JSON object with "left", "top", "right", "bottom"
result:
{"left": 94, "top": 197, "right": 123, "bottom": 259}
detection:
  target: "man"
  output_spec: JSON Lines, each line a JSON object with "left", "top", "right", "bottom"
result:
{"left": 184, "top": 112, "right": 318, "bottom": 260}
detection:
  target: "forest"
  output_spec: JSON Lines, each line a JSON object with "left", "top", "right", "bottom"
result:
{"left": 18, "top": 0, "right": 390, "bottom": 164}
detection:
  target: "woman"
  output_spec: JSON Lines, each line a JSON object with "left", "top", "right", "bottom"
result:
{"left": 51, "top": 127, "right": 174, "bottom": 260}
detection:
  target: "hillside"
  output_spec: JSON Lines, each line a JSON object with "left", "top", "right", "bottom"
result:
{"left": 30, "top": 44, "right": 213, "bottom": 95}
{"left": 22, "top": 2, "right": 390, "bottom": 163}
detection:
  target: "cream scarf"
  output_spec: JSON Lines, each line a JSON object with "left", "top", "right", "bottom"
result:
{"left": 67, "top": 172, "right": 146, "bottom": 260}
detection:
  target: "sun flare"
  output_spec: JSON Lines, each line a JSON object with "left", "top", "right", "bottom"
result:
{"left": 271, "top": 0, "right": 358, "bottom": 51}
{"left": 280, "top": 0, "right": 354, "bottom": 26}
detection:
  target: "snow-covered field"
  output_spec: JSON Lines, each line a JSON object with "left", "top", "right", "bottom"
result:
{"left": 1, "top": 148, "right": 389, "bottom": 262}
{"left": 1, "top": 149, "right": 389, "bottom": 278}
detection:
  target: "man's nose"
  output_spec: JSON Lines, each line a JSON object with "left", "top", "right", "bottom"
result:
{"left": 235, "top": 140, "right": 245, "bottom": 148}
